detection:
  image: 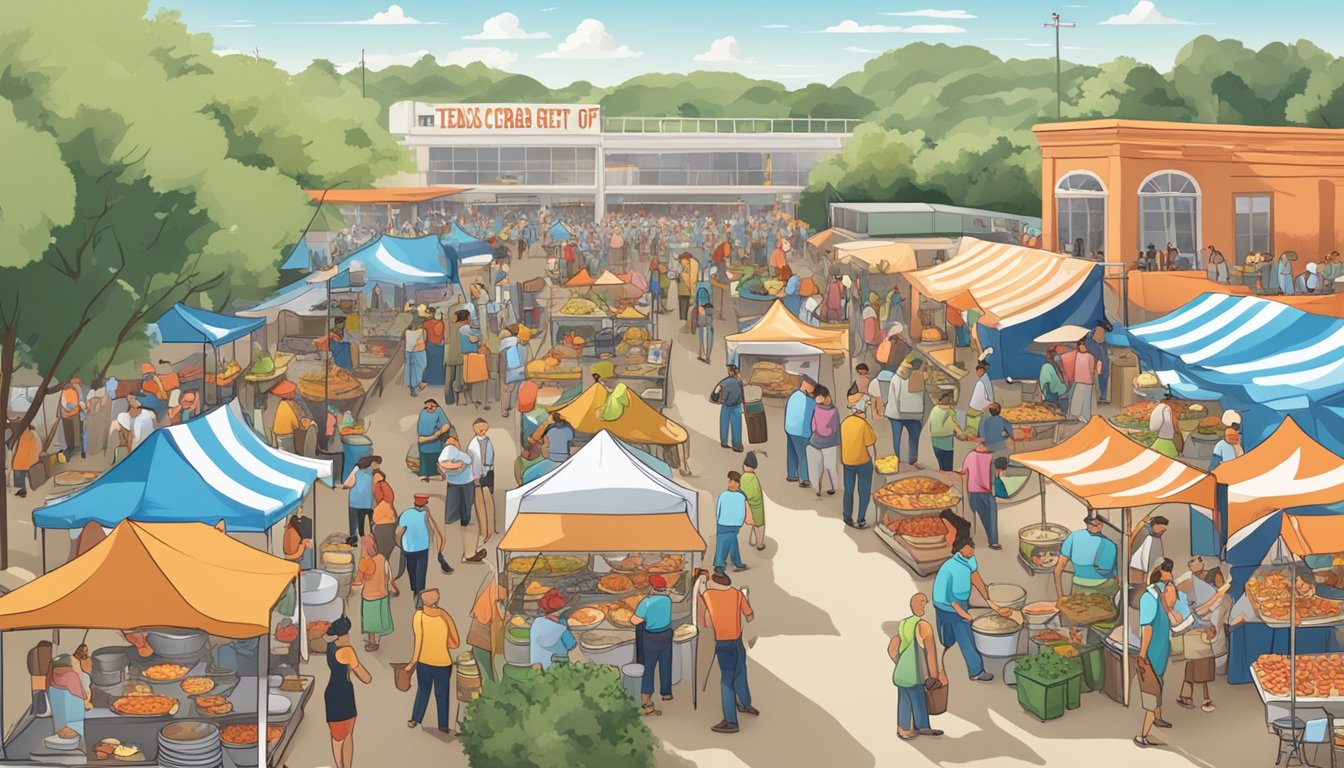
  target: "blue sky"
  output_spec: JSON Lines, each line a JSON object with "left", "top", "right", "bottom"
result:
{"left": 157, "top": 0, "right": 1339, "bottom": 87}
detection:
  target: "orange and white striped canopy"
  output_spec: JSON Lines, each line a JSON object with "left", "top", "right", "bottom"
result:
{"left": 1214, "top": 417, "right": 1344, "bottom": 542}
{"left": 1012, "top": 416, "right": 1216, "bottom": 509}
{"left": 904, "top": 237, "right": 1098, "bottom": 328}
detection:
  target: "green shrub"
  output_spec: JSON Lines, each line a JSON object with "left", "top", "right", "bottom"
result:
{"left": 459, "top": 663, "right": 655, "bottom": 768}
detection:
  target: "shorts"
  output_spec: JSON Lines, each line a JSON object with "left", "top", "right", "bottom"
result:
{"left": 1184, "top": 657, "right": 1215, "bottom": 684}
{"left": 327, "top": 717, "right": 356, "bottom": 741}
{"left": 445, "top": 482, "right": 474, "bottom": 526}
{"left": 477, "top": 469, "right": 495, "bottom": 493}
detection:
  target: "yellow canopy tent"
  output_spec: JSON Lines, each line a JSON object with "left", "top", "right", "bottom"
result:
{"left": 553, "top": 382, "right": 688, "bottom": 445}
{"left": 833, "top": 240, "right": 917, "bottom": 274}
{"left": 724, "top": 300, "right": 849, "bottom": 357}
{"left": 0, "top": 520, "right": 297, "bottom": 637}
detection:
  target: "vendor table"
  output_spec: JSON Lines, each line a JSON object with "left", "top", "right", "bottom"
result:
{"left": 873, "top": 524, "right": 949, "bottom": 577}
{"left": 3, "top": 672, "right": 313, "bottom": 767}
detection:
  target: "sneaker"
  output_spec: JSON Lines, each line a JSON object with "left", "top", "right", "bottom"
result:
{"left": 736, "top": 705, "right": 760, "bottom": 716}
{"left": 711, "top": 721, "right": 740, "bottom": 734}
{"left": 971, "top": 671, "right": 994, "bottom": 682}
{"left": 733, "top": 564, "right": 750, "bottom": 572}
{"left": 1153, "top": 718, "right": 1172, "bottom": 729}
{"left": 917, "top": 728, "right": 944, "bottom": 736}
{"left": 786, "top": 477, "right": 798, "bottom": 483}
{"left": 988, "top": 544, "right": 1002, "bottom": 550}
{"left": 799, "top": 481, "right": 811, "bottom": 488}
{"left": 1133, "top": 736, "right": 1155, "bottom": 749}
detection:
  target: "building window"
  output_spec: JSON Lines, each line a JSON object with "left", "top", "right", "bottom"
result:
{"left": 1139, "top": 171, "right": 1200, "bottom": 262}
{"left": 417, "top": 115, "right": 435, "bottom": 127}
{"left": 1055, "top": 172, "right": 1107, "bottom": 259}
{"left": 1235, "top": 194, "right": 1272, "bottom": 262}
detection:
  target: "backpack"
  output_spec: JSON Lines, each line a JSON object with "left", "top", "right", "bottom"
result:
{"left": 875, "top": 338, "right": 895, "bottom": 365}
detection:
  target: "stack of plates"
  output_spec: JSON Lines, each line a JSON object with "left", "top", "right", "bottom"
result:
{"left": 157, "top": 721, "right": 222, "bottom": 768}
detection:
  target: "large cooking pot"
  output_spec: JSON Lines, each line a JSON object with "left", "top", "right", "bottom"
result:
{"left": 985, "top": 583, "right": 1027, "bottom": 612}
{"left": 1018, "top": 523, "right": 1070, "bottom": 567}
{"left": 301, "top": 571, "right": 339, "bottom": 605}
{"left": 91, "top": 646, "right": 131, "bottom": 673}
{"left": 146, "top": 630, "right": 206, "bottom": 658}
{"left": 971, "top": 612, "right": 1022, "bottom": 658}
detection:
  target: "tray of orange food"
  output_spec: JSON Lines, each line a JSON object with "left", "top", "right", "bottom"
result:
{"left": 1246, "top": 570, "right": 1344, "bottom": 627}
{"left": 193, "top": 695, "right": 234, "bottom": 716}
{"left": 873, "top": 476, "right": 962, "bottom": 517}
{"left": 111, "top": 694, "right": 180, "bottom": 717}
{"left": 1252, "top": 653, "right": 1344, "bottom": 702}
{"left": 220, "top": 724, "right": 284, "bottom": 745}
{"left": 138, "top": 663, "right": 193, "bottom": 683}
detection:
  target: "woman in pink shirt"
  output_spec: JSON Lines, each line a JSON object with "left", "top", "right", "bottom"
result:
{"left": 961, "top": 442, "right": 999, "bottom": 548}
{"left": 1063, "top": 340, "right": 1100, "bottom": 423}
{"left": 808, "top": 386, "right": 842, "bottom": 496}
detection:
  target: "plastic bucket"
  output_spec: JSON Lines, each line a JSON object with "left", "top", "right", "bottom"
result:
{"left": 620, "top": 663, "right": 644, "bottom": 700}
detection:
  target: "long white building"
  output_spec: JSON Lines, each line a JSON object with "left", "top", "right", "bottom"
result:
{"left": 388, "top": 101, "right": 857, "bottom": 219}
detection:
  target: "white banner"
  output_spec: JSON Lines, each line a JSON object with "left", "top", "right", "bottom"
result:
{"left": 428, "top": 103, "right": 601, "bottom": 135}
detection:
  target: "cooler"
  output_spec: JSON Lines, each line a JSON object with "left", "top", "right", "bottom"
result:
{"left": 744, "top": 385, "right": 767, "bottom": 444}
{"left": 746, "top": 411, "right": 768, "bottom": 444}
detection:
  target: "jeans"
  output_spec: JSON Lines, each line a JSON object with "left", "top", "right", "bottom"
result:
{"left": 786, "top": 434, "right": 811, "bottom": 482}
{"left": 933, "top": 446, "right": 954, "bottom": 472}
{"left": 935, "top": 606, "right": 984, "bottom": 677}
{"left": 968, "top": 491, "right": 998, "bottom": 547}
{"left": 411, "top": 663, "right": 452, "bottom": 728}
{"left": 12, "top": 470, "right": 26, "bottom": 496}
{"left": 444, "top": 365, "right": 461, "bottom": 404}
{"left": 698, "top": 324, "right": 714, "bottom": 361}
{"left": 888, "top": 418, "right": 922, "bottom": 463}
{"left": 714, "top": 524, "right": 744, "bottom": 569}
{"left": 715, "top": 640, "right": 752, "bottom": 725}
{"left": 404, "top": 549, "right": 429, "bottom": 594}
{"left": 1097, "top": 371, "right": 1110, "bottom": 402}
{"left": 640, "top": 629, "right": 673, "bottom": 696}
{"left": 897, "top": 684, "right": 930, "bottom": 731}
{"left": 348, "top": 507, "right": 373, "bottom": 537}
{"left": 719, "top": 404, "right": 743, "bottom": 449}
{"left": 842, "top": 462, "right": 873, "bottom": 525}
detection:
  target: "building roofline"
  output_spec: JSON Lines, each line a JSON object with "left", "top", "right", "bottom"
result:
{"left": 1033, "top": 119, "right": 1344, "bottom": 139}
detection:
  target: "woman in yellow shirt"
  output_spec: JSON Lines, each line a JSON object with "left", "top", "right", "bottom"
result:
{"left": 839, "top": 402, "right": 877, "bottom": 529}
{"left": 405, "top": 589, "right": 460, "bottom": 734}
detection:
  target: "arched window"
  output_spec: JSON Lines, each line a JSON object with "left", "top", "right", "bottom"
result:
{"left": 1055, "top": 172, "right": 1107, "bottom": 259}
{"left": 1139, "top": 171, "right": 1200, "bottom": 262}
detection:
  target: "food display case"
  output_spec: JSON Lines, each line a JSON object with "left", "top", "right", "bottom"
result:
{"left": 872, "top": 472, "right": 965, "bottom": 577}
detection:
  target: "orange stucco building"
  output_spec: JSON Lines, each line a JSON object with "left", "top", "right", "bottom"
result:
{"left": 1033, "top": 119, "right": 1344, "bottom": 270}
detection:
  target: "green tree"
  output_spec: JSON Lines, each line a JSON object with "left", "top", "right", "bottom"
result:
{"left": 1286, "top": 60, "right": 1344, "bottom": 128}
{"left": 0, "top": 0, "right": 406, "bottom": 566}
{"left": 1067, "top": 57, "right": 1194, "bottom": 122}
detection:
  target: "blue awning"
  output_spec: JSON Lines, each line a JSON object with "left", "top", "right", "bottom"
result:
{"left": 441, "top": 224, "right": 493, "bottom": 263}
{"left": 549, "top": 221, "right": 573, "bottom": 242}
{"left": 280, "top": 240, "right": 314, "bottom": 271}
{"left": 152, "top": 304, "right": 264, "bottom": 347}
{"left": 34, "top": 401, "right": 333, "bottom": 532}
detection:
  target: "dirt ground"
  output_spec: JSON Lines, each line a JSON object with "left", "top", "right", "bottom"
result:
{"left": 0, "top": 248, "right": 1300, "bottom": 768}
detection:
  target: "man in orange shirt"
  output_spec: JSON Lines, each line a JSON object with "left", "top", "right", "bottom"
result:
{"left": 9, "top": 421, "right": 40, "bottom": 499}
{"left": 700, "top": 571, "right": 757, "bottom": 734}
{"left": 59, "top": 378, "right": 85, "bottom": 460}
{"left": 422, "top": 308, "right": 446, "bottom": 389}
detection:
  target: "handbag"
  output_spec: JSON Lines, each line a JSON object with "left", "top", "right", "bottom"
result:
{"left": 925, "top": 648, "right": 951, "bottom": 715}
{"left": 463, "top": 352, "right": 488, "bottom": 384}
{"left": 394, "top": 661, "right": 414, "bottom": 692}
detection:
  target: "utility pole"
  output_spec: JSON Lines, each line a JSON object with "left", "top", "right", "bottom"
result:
{"left": 1044, "top": 13, "right": 1075, "bottom": 119}
{"left": 361, "top": 49, "right": 366, "bottom": 98}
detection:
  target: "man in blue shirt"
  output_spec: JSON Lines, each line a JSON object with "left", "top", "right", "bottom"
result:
{"left": 1084, "top": 321, "right": 1112, "bottom": 405}
{"left": 632, "top": 573, "right": 676, "bottom": 714}
{"left": 784, "top": 377, "right": 816, "bottom": 488}
{"left": 931, "top": 537, "right": 1012, "bottom": 682}
{"left": 542, "top": 412, "right": 576, "bottom": 463}
{"left": 415, "top": 400, "right": 452, "bottom": 482}
{"left": 977, "top": 402, "right": 1013, "bottom": 459}
{"left": 342, "top": 454, "right": 379, "bottom": 537}
{"left": 439, "top": 436, "right": 484, "bottom": 567}
{"left": 396, "top": 493, "right": 444, "bottom": 598}
{"left": 1054, "top": 515, "right": 1119, "bottom": 599}
{"left": 714, "top": 472, "right": 748, "bottom": 572}
{"left": 713, "top": 364, "right": 745, "bottom": 453}
{"left": 1135, "top": 559, "right": 1175, "bottom": 748}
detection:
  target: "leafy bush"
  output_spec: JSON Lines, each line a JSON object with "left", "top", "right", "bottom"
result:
{"left": 459, "top": 663, "right": 655, "bottom": 768}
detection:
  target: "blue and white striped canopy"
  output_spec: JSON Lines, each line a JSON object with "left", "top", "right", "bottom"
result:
{"left": 35, "top": 401, "right": 332, "bottom": 532}
{"left": 1127, "top": 293, "right": 1344, "bottom": 408}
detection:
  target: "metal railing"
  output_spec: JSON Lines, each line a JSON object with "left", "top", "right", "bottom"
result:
{"left": 601, "top": 116, "right": 862, "bottom": 134}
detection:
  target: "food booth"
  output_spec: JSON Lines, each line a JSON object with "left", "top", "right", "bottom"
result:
{"left": 548, "top": 382, "right": 690, "bottom": 476}
{"left": 1013, "top": 416, "right": 1218, "bottom": 706}
{"left": 499, "top": 431, "right": 707, "bottom": 704}
{"left": 151, "top": 304, "right": 265, "bottom": 409}
{"left": 0, "top": 521, "right": 307, "bottom": 767}
{"left": 724, "top": 302, "right": 848, "bottom": 398}
{"left": 904, "top": 238, "right": 1104, "bottom": 382}
{"left": 872, "top": 471, "right": 967, "bottom": 577}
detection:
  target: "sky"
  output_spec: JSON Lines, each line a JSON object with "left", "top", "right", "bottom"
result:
{"left": 157, "top": 0, "right": 1339, "bottom": 88}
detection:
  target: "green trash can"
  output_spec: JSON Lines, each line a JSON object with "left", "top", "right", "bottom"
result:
{"left": 1078, "top": 644, "right": 1104, "bottom": 693}
{"left": 1016, "top": 667, "right": 1078, "bottom": 721}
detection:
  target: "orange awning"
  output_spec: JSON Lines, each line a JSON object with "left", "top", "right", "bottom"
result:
{"left": 808, "top": 228, "right": 851, "bottom": 252}
{"left": 304, "top": 187, "right": 467, "bottom": 205}
{"left": 1214, "top": 417, "right": 1344, "bottom": 541}
{"left": 563, "top": 269, "right": 629, "bottom": 288}
{"left": 1126, "top": 271, "right": 1344, "bottom": 320}
{"left": 1280, "top": 514, "right": 1344, "bottom": 558}
{"left": 1012, "top": 416, "right": 1215, "bottom": 509}
{"left": 0, "top": 521, "right": 297, "bottom": 638}
{"left": 555, "top": 383, "right": 688, "bottom": 445}
{"left": 498, "top": 513, "right": 707, "bottom": 552}
{"left": 725, "top": 300, "right": 848, "bottom": 356}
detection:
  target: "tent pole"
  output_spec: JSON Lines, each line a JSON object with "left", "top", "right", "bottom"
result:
{"left": 1289, "top": 539, "right": 1297, "bottom": 727}
{"left": 257, "top": 635, "right": 270, "bottom": 768}
{"left": 1121, "top": 506, "right": 1131, "bottom": 708}
{"left": 41, "top": 529, "right": 46, "bottom": 575}
{"left": 0, "top": 632, "right": 6, "bottom": 759}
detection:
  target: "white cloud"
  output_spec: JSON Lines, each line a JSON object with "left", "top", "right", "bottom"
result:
{"left": 881, "top": 9, "right": 976, "bottom": 19}
{"left": 443, "top": 47, "right": 519, "bottom": 69}
{"left": 214, "top": 19, "right": 255, "bottom": 28}
{"left": 540, "top": 6, "right": 558, "bottom": 10}
{"left": 338, "top": 49, "right": 431, "bottom": 71}
{"left": 821, "top": 19, "right": 965, "bottom": 33}
{"left": 538, "top": 19, "right": 641, "bottom": 59}
{"left": 464, "top": 12, "right": 549, "bottom": 40}
{"left": 693, "top": 36, "right": 757, "bottom": 64}
{"left": 1100, "top": 1, "right": 1194, "bottom": 25}
{"left": 305, "top": 4, "right": 438, "bottom": 25}
{"left": 844, "top": 46, "right": 883, "bottom": 53}
{"left": 763, "top": 23, "right": 789, "bottom": 29}
{"left": 213, "top": 48, "right": 246, "bottom": 57}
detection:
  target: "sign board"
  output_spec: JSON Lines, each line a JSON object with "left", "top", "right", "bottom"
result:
{"left": 428, "top": 104, "right": 602, "bottom": 135}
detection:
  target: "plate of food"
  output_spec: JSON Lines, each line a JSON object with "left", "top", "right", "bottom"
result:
{"left": 138, "top": 663, "right": 192, "bottom": 683}
{"left": 92, "top": 738, "right": 142, "bottom": 761}
{"left": 220, "top": 724, "right": 284, "bottom": 746}
{"left": 179, "top": 677, "right": 215, "bottom": 696}
{"left": 646, "top": 554, "right": 685, "bottom": 574}
{"left": 507, "top": 555, "right": 587, "bottom": 577}
{"left": 193, "top": 695, "right": 234, "bottom": 716}
{"left": 1001, "top": 402, "right": 1066, "bottom": 424}
{"left": 566, "top": 606, "right": 607, "bottom": 631}
{"left": 111, "top": 694, "right": 179, "bottom": 717}
{"left": 598, "top": 573, "right": 635, "bottom": 594}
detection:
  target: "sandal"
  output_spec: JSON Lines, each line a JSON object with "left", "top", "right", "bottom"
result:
{"left": 641, "top": 704, "right": 662, "bottom": 717}
{"left": 364, "top": 643, "right": 377, "bottom": 652}
{"left": 1176, "top": 697, "right": 1195, "bottom": 709}
{"left": 1201, "top": 701, "right": 1216, "bottom": 712}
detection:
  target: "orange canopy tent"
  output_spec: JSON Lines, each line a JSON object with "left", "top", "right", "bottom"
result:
{"left": 304, "top": 187, "right": 468, "bottom": 205}
{"left": 1211, "top": 416, "right": 1344, "bottom": 558}
{"left": 0, "top": 520, "right": 297, "bottom": 638}
{"left": 563, "top": 268, "right": 631, "bottom": 289}
{"left": 724, "top": 300, "right": 849, "bottom": 357}
{"left": 1012, "top": 416, "right": 1216, "bottom": 509}
{"left": 554, "top": 383, "right": 688, "bottom": 445}
{"left": 807, "top": 228, "right": 851, "bottom": 254}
